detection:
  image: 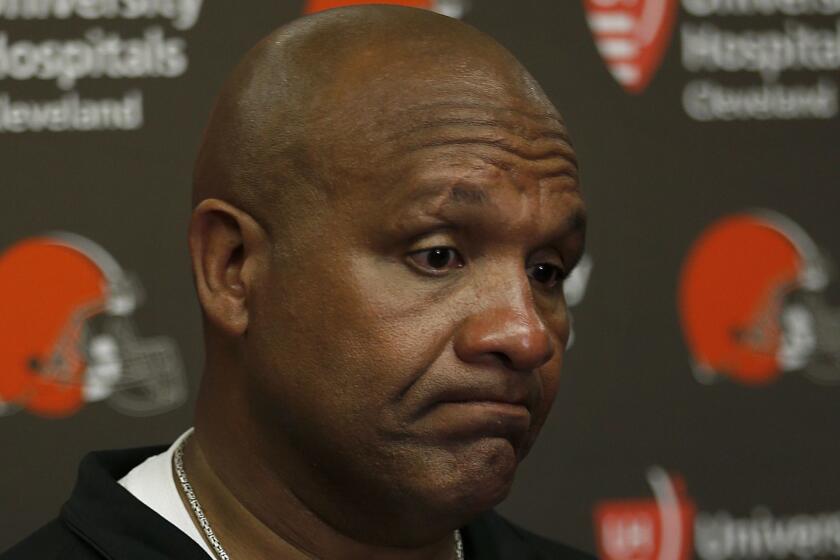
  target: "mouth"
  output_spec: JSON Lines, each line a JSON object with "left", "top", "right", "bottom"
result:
{"left": 433, "top": 383, "right": 535, "bottom": 411}
{"left": 412, "top": 383, "right": 537, "bottom": 443}
{"left": 420, "top": 401, "right": 532, "bottom": 451}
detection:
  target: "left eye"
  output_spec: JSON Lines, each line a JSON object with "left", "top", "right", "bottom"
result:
{"left": 407, "top": 247, "right": 465, "bottom": 273}
{"left": 526, "top": 263, "right": 564, "bottom": 289}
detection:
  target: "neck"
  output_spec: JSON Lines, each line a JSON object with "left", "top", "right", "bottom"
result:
{"left": 187, "top": 382, "right": 460, "bottom": 560}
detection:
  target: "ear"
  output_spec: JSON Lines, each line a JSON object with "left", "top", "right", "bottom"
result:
{"left": 188, "top": 198, "right": 268, "bottom": 337}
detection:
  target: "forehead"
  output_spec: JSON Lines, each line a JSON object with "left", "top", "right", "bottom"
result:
{"left": 362, "top": 98, "right": 580, "bottom": 214}
{"left": 318, "top": 103, "right": 585, "bottom": 253}
{"left": 323, "top": 87, "right": 574, "bottom": 169}
{"left": 384, "top": 98, "right": 576, "bottom": 178}
{"left": 307, "top": 51, "right": 581, "bottom": 216}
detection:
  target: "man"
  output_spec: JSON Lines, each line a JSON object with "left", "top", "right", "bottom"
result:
{"left": 3, "top": 5, "right": 591, "bottom": 559}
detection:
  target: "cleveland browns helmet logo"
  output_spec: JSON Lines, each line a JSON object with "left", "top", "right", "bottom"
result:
{"left": 584, "top": 0, "right": 678, "bottom": 94}
{"left": 678, "top": 211, "right": 840, "bottom": 385}
{"left": 0, "top": 233, "right": 186, "bottom": 418}
{"left": 304, "top": 0, "right": 469, "bottom": 18}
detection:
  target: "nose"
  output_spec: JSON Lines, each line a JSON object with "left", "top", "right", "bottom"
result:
{"left": 453, "top": 274, "right": 556, "bottom": 372}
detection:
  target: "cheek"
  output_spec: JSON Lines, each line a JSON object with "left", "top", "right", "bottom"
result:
{"left": 518, "top": 352, "right": 564, "bottom": 459}
{"left": 542, "top": 293, "right": 571, "bottom": 342}
{"left": 536, "top": 351, "right": 564, "bottom": 418}
{"left": 251, "top": 254, "right": 456, "bottom": 417}
{"left": 537, "top": 306, "right": 570, "bottom": 413}
{"left": 532, "top": 299, "right": 570, "bottom": 402}
{"left": 324, "top": 259, "right": 459, "bottom": 398}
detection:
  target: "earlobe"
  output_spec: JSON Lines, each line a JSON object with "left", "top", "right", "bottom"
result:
{"left": 188, "top": 199, "right": 267, "bottom": 337}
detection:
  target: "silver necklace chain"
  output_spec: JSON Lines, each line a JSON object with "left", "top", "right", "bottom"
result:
{"left": 454, "top": 527, "right": 465, "bottom": 560}
{"left": 174, "top": 438, "right": 231, "bottom": 560}
{"left": 173, "top": 436, "right": 465, "bottom": 560}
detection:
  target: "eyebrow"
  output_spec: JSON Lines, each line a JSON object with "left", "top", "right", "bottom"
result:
{"left": 449, "top": 185, "right": 490, "bottom": 205}
{"left": 391, "top": 181, "right": 587, "bottom": 246}
{"left": 402, "top": 181, "right": 583, "bottom": 217}
{"left": 399, "top": 182, "right": 492, "bottom": 209}
{"left": 564, "top": 205, "right": 587, "bottom": 235}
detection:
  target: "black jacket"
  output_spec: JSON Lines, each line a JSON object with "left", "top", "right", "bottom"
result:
{"left": 2, "top": 446, "right": 596, "bottom": 559}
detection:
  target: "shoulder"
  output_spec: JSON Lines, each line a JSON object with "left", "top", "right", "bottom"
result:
{"left": 1, "top": 519, "right": 100, "bottom": 560}
{"left": 463, "top": 510, "right": 597, "bottom": 560}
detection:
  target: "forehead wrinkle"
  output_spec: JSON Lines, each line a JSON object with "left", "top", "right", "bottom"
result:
{"left": 400, "top": 100, "right": 565, "bottom": 126}
{"left": 403, "top": 138, "right": 579, "bottom": 183}
{"left": 387, "top": 108, "right": 572, "bottom": 146}
{"left": 419, "top": 188, "right": 586, "bottom": 249}
{"left": 393, "top": 175, "right": 581, "bottom": 228}
{"left": 388, "top": 110, "right": 576, "bottom": 170}
{"left": 466, "top": 153, "right": 580, "bottom": 192}
{"left": 401, "top": 134, "right": 578, "bottom": 170}
{"left": 392, "top": 119, "right": 576, "bottom": 161}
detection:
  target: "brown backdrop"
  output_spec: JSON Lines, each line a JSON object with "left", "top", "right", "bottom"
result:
{"left": 2, "top": 2, "right": 839, "bottom": 558}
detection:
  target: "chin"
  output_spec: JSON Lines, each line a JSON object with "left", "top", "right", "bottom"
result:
{"left": 353, "top": 438, "right": 519, "bottom": 544}
{"left": 429, "top": 437, "right": 521, "bottom": 516}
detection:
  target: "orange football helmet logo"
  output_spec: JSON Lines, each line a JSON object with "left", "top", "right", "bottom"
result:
{"left": 679, "top": 211, "right": 839, "bottom": 385}
{"left": 0, "top": 233, "right": 185, "bottom": 417}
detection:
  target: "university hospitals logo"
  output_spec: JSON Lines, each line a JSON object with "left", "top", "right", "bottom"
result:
{"left": 584, "top": 0, "right": 678, "bottom": 93}
{"left": 595, "top": 467, "right": 696, "bottom": 560}
{"left": 582, "top": 1, "right": 839, "bottom": 119}
{"left": 304, "top": 0, "right": 470, "bottom": 18}
{"left": 0, "top": 233, "right": 186, "bottom": 418}
{"left": 595, "top": 468, "right": 840, "bottom": 560}
{"left": 678, "top": 211, "right": 840, "bottom": 386}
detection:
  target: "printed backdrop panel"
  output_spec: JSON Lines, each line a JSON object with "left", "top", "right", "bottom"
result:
{"left": 1, "top": 1, "right": 838, "bottom": 558}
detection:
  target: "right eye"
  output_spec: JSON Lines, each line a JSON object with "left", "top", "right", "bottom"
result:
{"left": 406, "top": 247, "right": 465, "bottom": 274}
{"left": 526, "top": 262, "right": 565, "bottom": 290}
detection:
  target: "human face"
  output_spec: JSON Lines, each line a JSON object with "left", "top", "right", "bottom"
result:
{"left": 244, "top": 87, "right": 585, "bottom": 536}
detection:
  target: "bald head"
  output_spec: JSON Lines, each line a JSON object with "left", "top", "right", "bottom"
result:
{"left": 192, "top": 5, "right": 565, "bottom": 234}
{"left": 188, "top": 8, "right": 584, "bottom": 548}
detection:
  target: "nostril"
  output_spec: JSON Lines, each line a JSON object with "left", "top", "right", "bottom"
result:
{"left": 490, "top": 351, "right": 513, "bottom": 370}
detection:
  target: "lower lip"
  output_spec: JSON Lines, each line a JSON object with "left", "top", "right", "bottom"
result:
{"left": 421, "top": 401, "right": 532, "bottom": 438}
